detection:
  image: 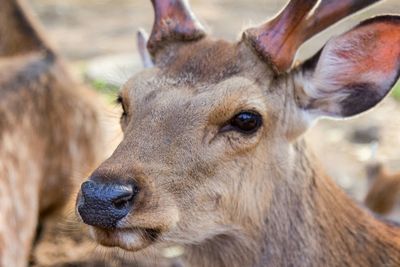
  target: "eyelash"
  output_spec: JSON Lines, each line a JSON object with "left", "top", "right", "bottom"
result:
{"left": 116, "top": 96, "right": 128, "bottom": 117}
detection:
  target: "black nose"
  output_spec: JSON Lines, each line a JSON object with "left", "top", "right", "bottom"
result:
{"left": 77, "top": 180, "right": 137, "bottom": 229}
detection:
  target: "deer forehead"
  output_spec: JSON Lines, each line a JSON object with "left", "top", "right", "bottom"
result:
{"left": 123, "top": 72, "right": 270, "bottom": 123}
{"left": 137, "top": 38, "right": 272, "bottom": 83}
{"left": 124, "top": 40, "right": 278, "bottom": 111}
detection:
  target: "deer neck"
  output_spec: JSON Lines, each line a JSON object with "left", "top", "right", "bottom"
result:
{"left": 258, "top": 140, "right": 400, "bottom": 267}
{"left": 184, "top": 140, "right": 400, "bottom": 267}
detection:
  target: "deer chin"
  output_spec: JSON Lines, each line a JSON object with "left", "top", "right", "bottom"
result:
{"left": 89, "top": 226, "right": 161, "bottom": 251}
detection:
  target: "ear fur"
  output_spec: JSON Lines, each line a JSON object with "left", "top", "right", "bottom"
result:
{"left": 137, "top": 29, "right": 154, "bottom": 68}
{"left": 295, "top": 16, "right": 400, "bottom": 118}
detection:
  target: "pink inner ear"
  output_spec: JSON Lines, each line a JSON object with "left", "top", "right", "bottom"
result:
{"left": 332, "top": 20, "right": 400, "bottom": 85}
{"left": 301, "top": 17, "right": 400, "bottom": 117}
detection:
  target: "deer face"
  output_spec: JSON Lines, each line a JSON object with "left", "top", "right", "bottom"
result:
{"left": 77, "top": 39, "right": 287, "bottom": 251}
{"left": 77, "top": 0, "right": 400, "bottom": 253}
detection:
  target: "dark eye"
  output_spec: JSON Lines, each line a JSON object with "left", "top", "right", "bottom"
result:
{"left": 222, "top": 111, "right": 262, "bottom": 134}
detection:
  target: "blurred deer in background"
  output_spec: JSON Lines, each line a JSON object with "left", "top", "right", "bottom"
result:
{"left": 0, "top": 0, "right": 104, "bottom": 266}
{"left": 365, "top": 162, "right": 400, "bottom": 215}
{"left": 76, "top": 0, "right": 400, "bottom": 266}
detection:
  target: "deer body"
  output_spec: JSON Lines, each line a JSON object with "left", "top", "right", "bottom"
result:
{"left": 365, "top": 163, "right": 400, "bottom": 215}
{"left": 76, "top": 1, "right": 400, "bottom": 266}
{"left": 0, "top": 0, "right": 103, "bottom": 266}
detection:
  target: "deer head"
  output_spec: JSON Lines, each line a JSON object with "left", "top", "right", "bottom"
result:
{"left": 76, "top": 0, "right": 400, "bottom": 265}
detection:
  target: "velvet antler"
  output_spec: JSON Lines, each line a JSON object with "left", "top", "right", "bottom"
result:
{"left": 147, "top": 0, "right": 206, "bottom": 56}
{"left": 243, "top": 0, "right": 382, "bottom": 73}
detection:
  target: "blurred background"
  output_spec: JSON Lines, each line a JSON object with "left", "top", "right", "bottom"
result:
{"left": 29, "top": 0, "right": 400, "bottom": 220}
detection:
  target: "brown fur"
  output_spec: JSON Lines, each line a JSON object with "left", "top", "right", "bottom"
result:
{"left": 365, "top": 163, "right": 400, "bottom": 215}
{"left": 0, "top": 1, "right": 103, "bottom": 266}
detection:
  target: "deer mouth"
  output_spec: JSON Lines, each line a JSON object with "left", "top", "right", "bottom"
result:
{"left": 89, "top": 226, "right": 161, "bottom": 251}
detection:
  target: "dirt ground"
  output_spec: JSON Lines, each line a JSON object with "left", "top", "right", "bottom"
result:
{"left": 29, "top": 0, "right": 400, "bottom": 220}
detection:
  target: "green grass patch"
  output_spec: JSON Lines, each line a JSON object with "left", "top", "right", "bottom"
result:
{"left": 392, "top": 80, "right": 400, "bottom": 101}
{"left": 91, "top": 79, "right": 120, "bottom": 103}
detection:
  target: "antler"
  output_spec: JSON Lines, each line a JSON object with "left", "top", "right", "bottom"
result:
{"left": 147, "top": 0, "right": 206, "bottom": 57}
{"left": 243, "top": 0, "right": 382, "bottom": 73}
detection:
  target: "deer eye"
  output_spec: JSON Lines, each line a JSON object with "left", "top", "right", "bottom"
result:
{"left": 222, "top": 111, "right": 262, "bottom": 134}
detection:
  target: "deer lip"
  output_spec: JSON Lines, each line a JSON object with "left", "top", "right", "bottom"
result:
{"left": 89, "top": 226, "right": 161, "bottom": 251}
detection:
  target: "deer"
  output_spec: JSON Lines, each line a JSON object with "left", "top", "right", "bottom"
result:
{"left": 365, "top": 162, "right": 400, "bottom": 215}
{"left": 76, "top": 0, "right": 400, "bottom": 266}
{"left": 0, "top": 0, "right": 104, "bottom": 266}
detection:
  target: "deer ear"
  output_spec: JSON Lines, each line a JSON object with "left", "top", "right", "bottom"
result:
{"left": 295, "top": 16, "right": 400, "bottom": 118}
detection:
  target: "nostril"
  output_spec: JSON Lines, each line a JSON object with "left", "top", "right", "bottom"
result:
{"left": 112, "top": 188, "right": 134, "bottom": 210}
{"left": 113, "top": 196, "right": 132, "bottom": 210}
